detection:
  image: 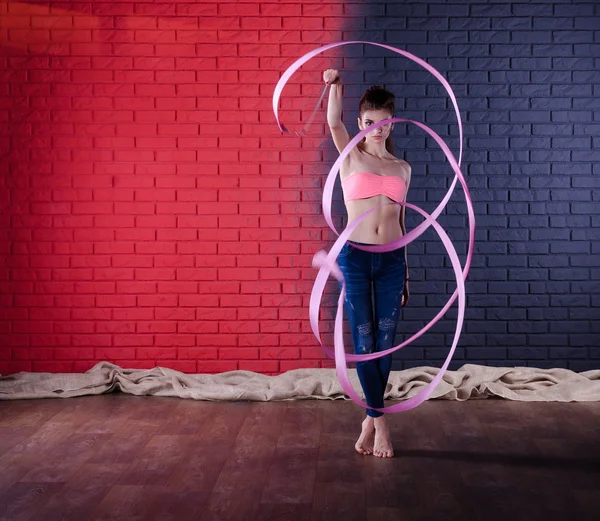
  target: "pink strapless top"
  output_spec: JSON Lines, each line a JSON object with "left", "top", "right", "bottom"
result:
{"left": 341, "top": 172, "right": 407, "bottom": 203}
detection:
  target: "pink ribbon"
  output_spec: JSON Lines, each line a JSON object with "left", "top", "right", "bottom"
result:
{"left": 273, "top": 42, "right": 475, "bottom": 413}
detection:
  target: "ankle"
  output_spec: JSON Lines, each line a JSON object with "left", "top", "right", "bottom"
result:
{"left": 373, "top": 416, "right": 387, "bottom": 428}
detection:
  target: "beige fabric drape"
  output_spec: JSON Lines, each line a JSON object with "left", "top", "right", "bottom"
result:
{"left": 1, "top": 362, "right": 599, "bottom": 402}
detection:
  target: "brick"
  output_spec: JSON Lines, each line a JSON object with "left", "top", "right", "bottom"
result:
{"left": 470, "top": 3, "right": 510, "bottom": 16}
{"left": 507, "top": 348, "right": 548, "bottom": 360}
{"left": 239, "top": 360, "right": 279, "bottom": 373}
{"left": 197, "top": 361, "right": 237, "bottom": 373}
{"left": 281, "top": 360, "right": 320, "bottom": 371}
{"left": 219, "top": 348, "right": 258, "bottom": 360}
{"left": 465, "top": 348, "right": 507, "bottom": 360}
{"left": 529, "top": 335, "right": 567, "bottom": 347}
{"left": 534, "top": 44, "right": 574, "bottom": 58}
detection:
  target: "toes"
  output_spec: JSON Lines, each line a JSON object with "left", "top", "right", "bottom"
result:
{"left": 356, "top": 444, "right": 371, "bottom": 455}
{"left": 372, "top": 448, "right": 393, "bottom": 458}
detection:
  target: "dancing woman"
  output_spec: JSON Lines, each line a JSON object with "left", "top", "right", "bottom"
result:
{"left": 324, "top": 68, "right": 411, "bottom": 458}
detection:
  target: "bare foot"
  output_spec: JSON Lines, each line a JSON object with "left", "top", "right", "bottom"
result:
{"left": 355, "top": 416, "right": 375, "bottom": 455}
{"left": 373, "top": 417, "right": 394, "bottom": 458}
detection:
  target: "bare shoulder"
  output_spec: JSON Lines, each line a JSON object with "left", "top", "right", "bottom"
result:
{"left": 398, "top": 159, "right": 411, "bottom": 171}
{"left": 403, "top": 161, "right": 411, "bottom": 188}
{"left": 391, "top": 157, "right": 411, "bottom": 180}
{"left": 402, "top": 160, "right": 411, "bottom": 178}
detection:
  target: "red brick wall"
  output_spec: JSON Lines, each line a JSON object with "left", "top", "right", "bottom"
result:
{"left": 0, "top": 0, "right": 348, "bottom": 375}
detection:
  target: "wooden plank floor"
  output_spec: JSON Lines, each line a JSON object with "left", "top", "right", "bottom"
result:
{"left": 0, "top": 394, "right": 599, "bottom": 521}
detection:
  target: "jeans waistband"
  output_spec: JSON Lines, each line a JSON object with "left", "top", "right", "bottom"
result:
{"left": 348, "top": 240, "right": 376, "bottom": 246}
{"left": 348, "top": 240, "right": 405, "bottom": 249}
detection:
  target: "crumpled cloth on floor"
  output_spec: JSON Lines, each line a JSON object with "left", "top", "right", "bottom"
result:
{"left": 1, "top": 362, "right": 599, "bottom": 402}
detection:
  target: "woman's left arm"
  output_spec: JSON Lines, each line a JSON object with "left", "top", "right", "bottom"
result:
{"left": 400, "top": 165, "right": 411, "bottom": 307}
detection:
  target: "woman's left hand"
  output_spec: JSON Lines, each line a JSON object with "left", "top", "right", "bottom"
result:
{"left": 402, "top": 280, "right": 410, "bottom": 307}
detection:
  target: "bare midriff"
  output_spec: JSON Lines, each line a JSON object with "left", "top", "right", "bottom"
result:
{"left": 345, "top": 197, "right": 403, "bottom": 244}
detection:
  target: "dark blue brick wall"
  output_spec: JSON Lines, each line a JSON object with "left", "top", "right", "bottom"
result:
{"left": 337, "top": 1, "right": 600, "bottom": 371}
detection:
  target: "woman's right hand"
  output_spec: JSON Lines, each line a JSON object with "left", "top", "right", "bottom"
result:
{"left": 323, "top": 69, "right": 340, "bottom": 85}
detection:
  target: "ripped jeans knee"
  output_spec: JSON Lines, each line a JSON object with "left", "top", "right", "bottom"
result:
{"left": 377, "top": 317, "right": 398, "bottom": 351}
{"left": 378, "top": 317, "right": 396, "bottom": 332}
{"left": 356, "top": 321, "right": 374, "bottom": 354}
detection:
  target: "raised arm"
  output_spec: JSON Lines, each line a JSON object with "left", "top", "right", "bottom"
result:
{"left": 323, "top": 69, "right": 351, "bottom": 154}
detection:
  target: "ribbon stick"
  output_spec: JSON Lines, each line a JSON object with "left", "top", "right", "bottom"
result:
{"left": 296, "top": 83, "right": 329, "bottom": 136}
{"left": 273, "top": 42, "right": 476, "bottom": 413}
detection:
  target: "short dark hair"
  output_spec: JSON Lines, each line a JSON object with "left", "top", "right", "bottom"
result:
{"left": 358, "top": 85, "right": 395, "bottom": 117}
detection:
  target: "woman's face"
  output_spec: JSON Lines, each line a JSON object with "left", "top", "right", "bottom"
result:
{"left": 357, "top": 109, "right": 394, "bottom": 144}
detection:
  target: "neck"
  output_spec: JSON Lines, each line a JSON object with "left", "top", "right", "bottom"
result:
{"left": 361, "top": 141, "right": 388, "bottom": 159}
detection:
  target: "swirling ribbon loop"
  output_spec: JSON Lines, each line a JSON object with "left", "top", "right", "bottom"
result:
{"left": 273, "top": 42, "right": 476, "bottom": 413}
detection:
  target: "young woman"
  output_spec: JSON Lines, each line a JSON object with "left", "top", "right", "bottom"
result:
{"left": 323, "top": 68, "right": 411, "bottom": 458}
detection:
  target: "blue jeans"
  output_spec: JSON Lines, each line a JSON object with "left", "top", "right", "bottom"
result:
{"left": 337, "top": 241, "right": 406, "bottom": 418}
